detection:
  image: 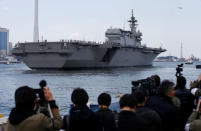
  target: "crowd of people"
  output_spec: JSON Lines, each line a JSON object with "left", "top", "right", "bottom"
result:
{"left": 5, "top": 73, "right": 201, "bottom": 131}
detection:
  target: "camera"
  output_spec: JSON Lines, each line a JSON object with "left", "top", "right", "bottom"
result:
{"left": 131, "top": 75, "right": 159, "bottom": 97}
{"left": 34, "top": 89, "right": 45, "bottom": 105}
{"left": 34, "top": 80, "right": 50, "bottom": 116}
{"left": 176, "top": 64, "right": 183, "bottom": 77}
{"left": 34, "top": 80, "right": 46, "bottom": 104}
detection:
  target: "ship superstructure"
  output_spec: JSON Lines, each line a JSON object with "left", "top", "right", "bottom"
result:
{"left": 12, "top": 11, "right": 166, "bottom": 69}
{"left": 106, "top": 10, "right": 142, "bottom": 47}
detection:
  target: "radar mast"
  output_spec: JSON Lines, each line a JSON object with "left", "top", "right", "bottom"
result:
{"left": 128, "top": 10, "right": 137, "bottom": 34}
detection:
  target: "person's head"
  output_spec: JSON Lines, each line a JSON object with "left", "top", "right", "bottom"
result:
{"left": 98, "top": 93, "right": 111, "bottom": 107}
{"left": 158, "top": 80, "right": 175, "bottom": 99}
{"left": 119, "top": 94, "right": 137, "bottom": 112}
{"left": 71, "top": 88, "right": 89, "bottom": 106}
{"left": 151, "top": 75, "right": 161, "bottom": 87}
{"left": 176, "top": 76, "right": 186, "bottom": 89}
{"left": 133, "top": 90, "right": 146, "bottom": 107}
{"left": 15, "top": 86, "right": 37, "bottom": 110}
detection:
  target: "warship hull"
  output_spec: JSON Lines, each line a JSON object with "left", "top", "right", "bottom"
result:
{"left": 13, "top": 11, "right": 166, "bottom": 70}
{"left": 12, "top": 42, "right": 165, "bottom": 69}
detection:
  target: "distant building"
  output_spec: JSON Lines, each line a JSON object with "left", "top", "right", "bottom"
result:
{"left": 8, "top": 42, "right": 13, "bottom": 56}
{"left": 155, "top": 56, "right": 179, "bottom": 62}
{"left": 0, "top": 27, "right": 9, "bottom": 57}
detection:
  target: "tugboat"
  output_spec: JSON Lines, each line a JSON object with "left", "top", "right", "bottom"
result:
{"left": 185, "top": 59, "right": 193, "bottom": 65}
{"left": 196, "top": 65, "right": 201, "bottom": 69}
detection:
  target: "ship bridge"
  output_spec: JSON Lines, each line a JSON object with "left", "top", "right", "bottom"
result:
{"left": 105, "top": 10, "right": 142, "bottom": 47}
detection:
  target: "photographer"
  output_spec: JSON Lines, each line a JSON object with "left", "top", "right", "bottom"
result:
{"left": 190, "top": 73, "right": 201, "bottom": 97}
{"left": 131, "top": 75, "right": 161, "bottom": 97}
{"left": 7, "top": 86, "right": 62, "bottom": 131}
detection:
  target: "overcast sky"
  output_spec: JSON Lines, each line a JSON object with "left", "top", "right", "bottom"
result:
{"left": 0, "top": 0, "right": 201, "bottom": 58}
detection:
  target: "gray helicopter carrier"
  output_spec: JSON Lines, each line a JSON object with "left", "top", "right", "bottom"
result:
{"left": 12, "top": 11, "right": 166, "bottom": 69}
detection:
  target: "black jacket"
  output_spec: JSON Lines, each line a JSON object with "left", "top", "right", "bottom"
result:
{"left": 175, "top": 88, "right": 195, "bottom": 131}
{"left": 146, "top": 96, "right": 177, "bottom": 131}
{"left": 63, "top": 105, "right": 100, "bottom": 131}
{"left": 118, "top": 110, "right": 147, "bottom": 131}
{"left": 136, "top": 106, "right": 162, "bottom": 131}
{"left": 95, "top": 108, "right": 116, "bottom": 131}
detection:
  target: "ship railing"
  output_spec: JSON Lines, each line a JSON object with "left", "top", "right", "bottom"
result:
{"left": 16, "top": 40, "right": 105, "bottom": 46}
{"left": 62, "top": 39, "right": 104, "bottom": 46}
{"left": 140, "top": 46, "right": 166, "bottom": 52}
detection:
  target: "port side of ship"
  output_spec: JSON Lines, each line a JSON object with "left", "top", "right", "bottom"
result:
{"left": 12, "top": 11, "right": 165, "bottom": 69}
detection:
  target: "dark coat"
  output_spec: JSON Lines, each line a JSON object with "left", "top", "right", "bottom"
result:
{"left": 136, "top": 106, "right": 162, "bottom": 131}
{"left": 95, "top": 108, "right": 116, "bottom": 131}
{"left": 175, "top": 88, "right": 195, "bottom": 131}
{"left": 146, "top": 96, "right": 177, "bottom": 131}
{"left": 118, "top": 110, "right": 147, "bottom": 131}
{"left": 63, "top": 105, "right": 100, "bottom": 131}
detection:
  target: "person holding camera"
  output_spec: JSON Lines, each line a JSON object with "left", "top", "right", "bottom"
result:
{"left": 6, "top": 86, "right": 62, "bottom": 131}
{"left": 131, "top": 75, "right": 161, "bottom": 97}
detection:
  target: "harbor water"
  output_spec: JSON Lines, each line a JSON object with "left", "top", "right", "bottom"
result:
{"left": 0, "top": 62, "right": 201, "bottom": 116}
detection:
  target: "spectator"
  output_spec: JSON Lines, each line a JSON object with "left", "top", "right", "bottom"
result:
{"left": 63, "top": 88, "right": 100, "bottom": 131}
{"left": 95, "top": 93, "right": 116, "bottom": 131}
{"left": 152, "top": 75, "right": 161, "bottom": 88}
{"left": 146, "top": 80, "right": 178, "bottom": 131}
{"left": 190, "top": 73, "right": 201, "bottom": 97}
{"left": 134, "top": 90, "right": 161, "bottom": 131}
{"left": 118, "top": 94, "right": 147, "bottom": 131}
{"left": 175, "top": 76, "right": 195, "bottom": 131}
{"left": 7, "top": 86, "right": 62, "bottom": 131}
{"left": 185, "top": 98, "right": 201, "bottom": 131}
